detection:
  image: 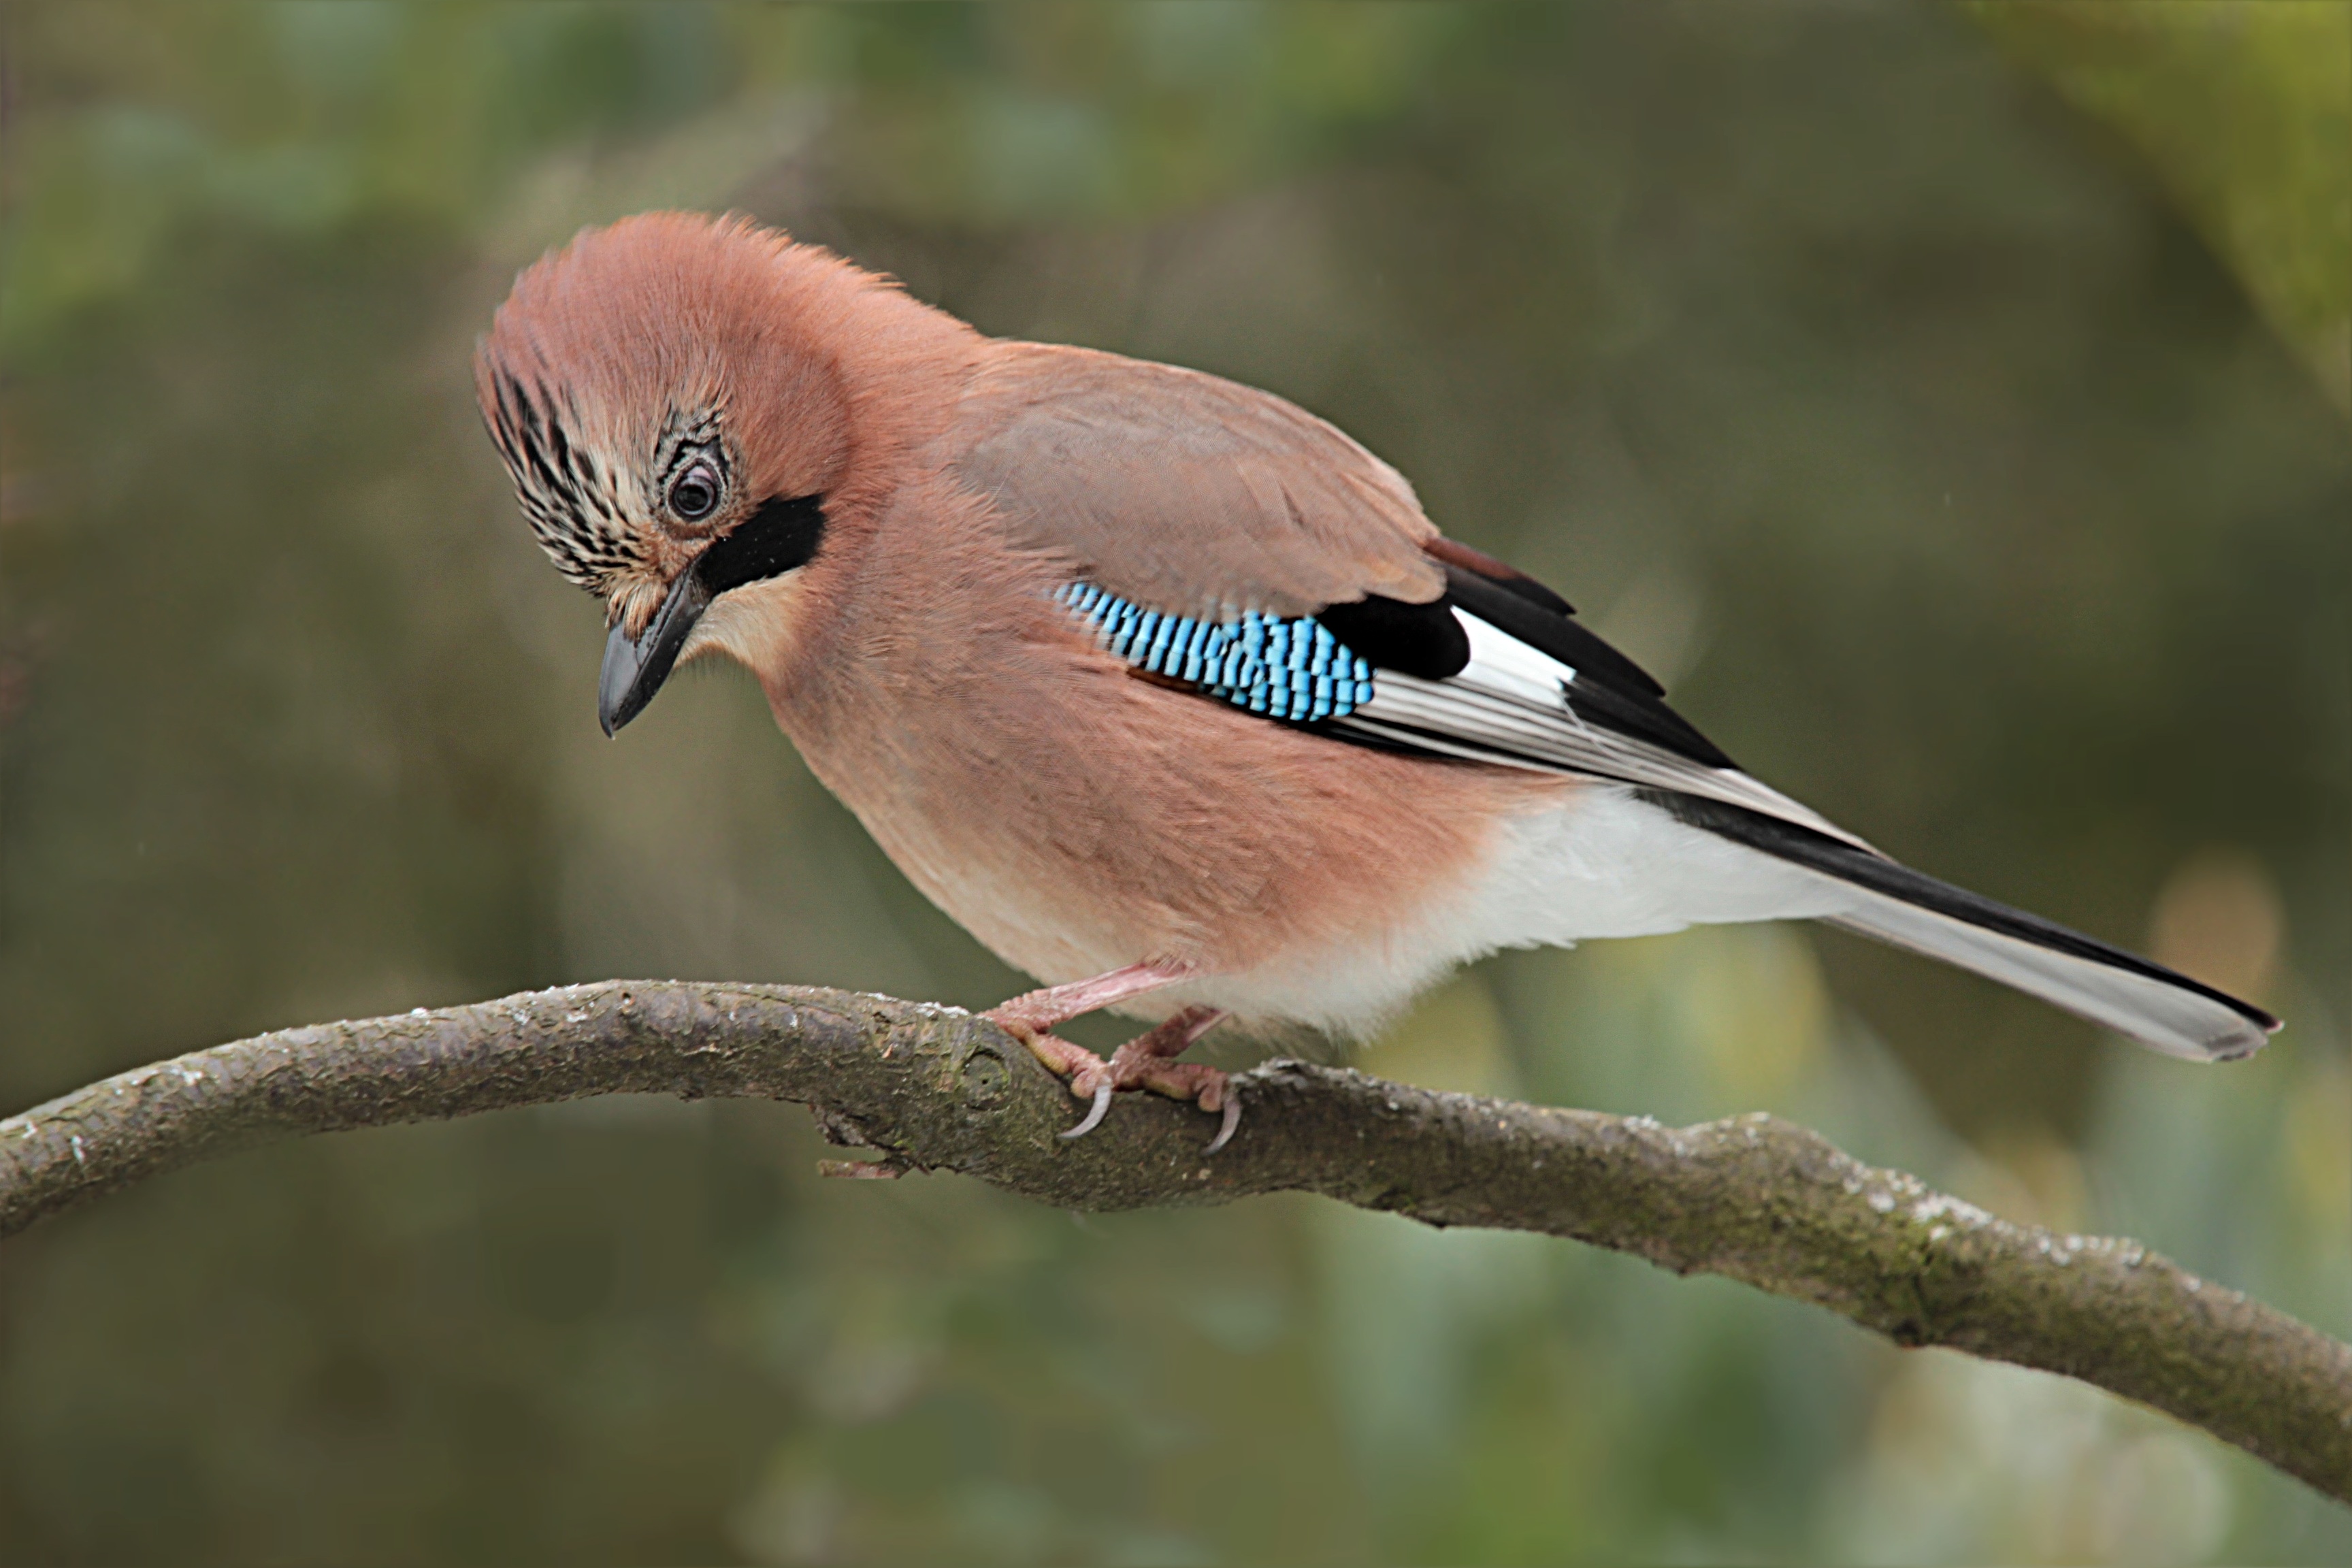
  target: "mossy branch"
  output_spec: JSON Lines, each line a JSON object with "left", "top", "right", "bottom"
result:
{"left": 3, "top": 981, "right": 2347, "bottom": 1502}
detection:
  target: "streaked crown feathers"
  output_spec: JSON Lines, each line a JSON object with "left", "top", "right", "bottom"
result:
{"left": 474, "top": 212, "right": 880, "bottom": 608}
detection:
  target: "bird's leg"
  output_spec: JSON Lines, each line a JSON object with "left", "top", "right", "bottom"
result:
{"left": 985, "top": 961, "right": 1190, "bottom": 1101}
{"left": 984, "top": 960, "right": 1191, "bottom": 1039}
{"left": 983, "top": 964, "right": 1241, "bottom": 1150}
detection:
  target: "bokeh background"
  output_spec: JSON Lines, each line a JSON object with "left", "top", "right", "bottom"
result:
{"left": 3, "top": 3, "right": 2348, "bottom": 1562}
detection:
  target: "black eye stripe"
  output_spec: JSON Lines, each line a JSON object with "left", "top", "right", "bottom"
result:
{"left": 696, "top": 494, "right": 826, "bottom": 595}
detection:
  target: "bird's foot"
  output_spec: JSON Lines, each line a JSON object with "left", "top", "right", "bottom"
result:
{"left": 988, "top": 1003, "right": 1238, "bottom": 1152}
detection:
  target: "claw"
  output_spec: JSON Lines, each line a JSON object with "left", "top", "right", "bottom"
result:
{"left": 1205, "top": 1092, "right": 1242, "bottom": 1155}
{"left": 1061, "top": 1078, "right": 1115, "bottom": 1141}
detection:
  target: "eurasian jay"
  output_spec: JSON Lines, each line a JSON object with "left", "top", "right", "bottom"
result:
{"left": 474, "top": 212, "right": 2277, "bottom": 1152}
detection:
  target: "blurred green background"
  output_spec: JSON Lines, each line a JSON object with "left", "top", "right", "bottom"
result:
{"left": 3, "top": 3, "right": 2347, "bottom": 1562}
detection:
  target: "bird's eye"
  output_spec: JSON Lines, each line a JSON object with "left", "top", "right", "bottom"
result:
{"left": 668, "top": 461, "right": 722, "bottom": 522}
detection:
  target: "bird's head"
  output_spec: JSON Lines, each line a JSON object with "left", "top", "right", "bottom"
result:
{"left": 475, "top": 212, "right": 875, "bottom": 734}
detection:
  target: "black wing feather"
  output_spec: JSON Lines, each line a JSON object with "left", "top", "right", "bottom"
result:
{"left": 1316, "top": 557, "right": 1735, "bottom": 772}
{"left": 1438, "top": 566, "right": 1735, "bottom": 768}
{"left": 1315, "top": 594, "right": 1470, "bottom": 681}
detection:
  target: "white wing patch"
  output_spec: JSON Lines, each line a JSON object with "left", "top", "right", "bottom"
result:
{"left": 1336, "top": 608, "right": 1880, "bottom": 855}
{"left": 1458, "top": 610, "right": 1578, "bottom": 708}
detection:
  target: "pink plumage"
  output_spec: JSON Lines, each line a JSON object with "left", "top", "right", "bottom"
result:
{"left": 477, "top": 212, "right": 2276, "bottom": 1151}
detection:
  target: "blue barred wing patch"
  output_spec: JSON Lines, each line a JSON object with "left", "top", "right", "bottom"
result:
{"left": 1055, "top": 583, "right": 1375, "bottom": 721}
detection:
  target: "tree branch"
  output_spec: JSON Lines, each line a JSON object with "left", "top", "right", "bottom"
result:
{"left": 4, "top": 981, "right": 2347, "bottom": 1502}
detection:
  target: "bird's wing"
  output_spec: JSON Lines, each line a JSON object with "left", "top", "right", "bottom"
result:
{"left": 956, "top": 343, "right": 1851, "bottom": 843}
{"left": 1129, "top": 555, "right": 1876, "bottom": 848}
{"left": 1320, "top": 561, "right": 1878, "bottom": 849}
{"left": 951, "top": 344, "right": 1445, "bottom": 619}
{"left": 1035, "top": 492, "right": 2279, "bottom": 1062}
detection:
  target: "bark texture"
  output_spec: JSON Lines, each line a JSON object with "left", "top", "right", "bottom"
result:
{"left": 4, "top": 981, "right": 2347, "bottom": 1503}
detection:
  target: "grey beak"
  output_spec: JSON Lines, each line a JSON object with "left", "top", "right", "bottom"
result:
{"left": 592, "top": 493, "right": 830, "bottom": 736}
{"left": 598, "top": 568, "right": 713, "bottom": 736}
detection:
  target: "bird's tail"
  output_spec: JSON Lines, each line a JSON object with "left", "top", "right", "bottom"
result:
{"left": 1646, "top": 791, "right": 2280, "bottom": 1062}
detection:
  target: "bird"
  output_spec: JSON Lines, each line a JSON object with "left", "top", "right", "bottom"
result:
{"left": 474, "top": 211, "right": 2278, "bottom": 1152}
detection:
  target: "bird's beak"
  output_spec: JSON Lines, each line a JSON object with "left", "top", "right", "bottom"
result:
{"left": 598, "top": 569, "right": 711, "bottom": 736}
{"left": 595, "top": 493, "right": 829, "bottom": 736}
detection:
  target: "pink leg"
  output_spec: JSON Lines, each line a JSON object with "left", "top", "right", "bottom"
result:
{"left": 985, "top": 960, "right": 1193, "bottom": 1038}
{"left": 983, "top": 966, "right": 1242, "bottom": 1152}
